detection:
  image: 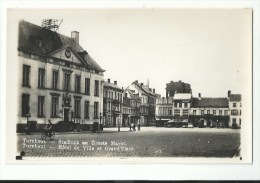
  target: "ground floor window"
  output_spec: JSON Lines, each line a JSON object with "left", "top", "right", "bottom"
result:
{"left": 84, "top": 101, "right": 89, "bottom": 119}
{"left": 22, "top": 94, "right": 30, "bottom": 117}
{"left": 38, "top": 96, "right": 45, "bottom": 117}
{"left": 51, "top": 96, "right": 59, "bottom": 117}
{"left": 74, "top": 99, "right": 81, "bottom": 118}
{"left": 94, "top": 102, "right": 99, "bottom": 119}
{"left": 232, "top": 118, "right": 236, "bottom": 124}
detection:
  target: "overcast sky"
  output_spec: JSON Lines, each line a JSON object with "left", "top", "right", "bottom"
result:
{"left": 11, "top": 9, "right": 252, "bottom": 97}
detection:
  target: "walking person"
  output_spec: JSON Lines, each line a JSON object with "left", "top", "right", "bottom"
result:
{"left": 138, "top": 118, "right": 141, "bottom": 131}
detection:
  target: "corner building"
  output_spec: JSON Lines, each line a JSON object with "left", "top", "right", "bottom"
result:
{"left": 18, "top": 20, "right": 105, "bottom": 131}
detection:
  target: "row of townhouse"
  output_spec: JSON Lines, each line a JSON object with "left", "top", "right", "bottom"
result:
{"left": 17, "top": 20, "right": 105, "bottom": 132}
{"left": 102, "top": 80, "right": 159, "bottom": 127}
{"left": 156, "top": 91, "right": 242, "bottom": 128}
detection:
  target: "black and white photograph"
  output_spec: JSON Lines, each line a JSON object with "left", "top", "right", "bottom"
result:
{"left": 2, "top": 0, "right": 260, "bottom": 180}
{"left": 6, "top": 8, "right": 252, "bottom": 163}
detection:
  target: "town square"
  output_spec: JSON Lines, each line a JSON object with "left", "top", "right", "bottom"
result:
{"left": 17, "top": 127, "right": 240, "bottom": 157}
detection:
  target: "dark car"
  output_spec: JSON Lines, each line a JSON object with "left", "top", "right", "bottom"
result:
{"left": 232, "top": 123, "right": 238, "bottom": 129}
{"left": 165, "top": 120, "right": 175, "bottom": 127}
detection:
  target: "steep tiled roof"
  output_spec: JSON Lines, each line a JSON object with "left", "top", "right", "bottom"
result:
{"left": 104, "top": 81, "right": 123, "bottom": 92}
{"left": 132, "top": 80, "right": 157, "bottom": 97}
{"left": 125, "top": 88, "right": 141, "bottom": 101}
{"left": 191, "top": 97, "right": 229, "bottom": 108}
{"left": 229, "top": 94, "right": 241, "bottom": 102}
{"left": 18, "top": 20, "right": 104, "bottom": 71}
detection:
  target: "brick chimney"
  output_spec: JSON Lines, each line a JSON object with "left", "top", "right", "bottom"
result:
{"left": 114, "top": 81, "right": 117, "bottom": 85}
{"left": 71, "top": 31, "right": 79, "bottom": 44}
{"left": 198, "top": 93, "right": 201, "bottom": 100}
{"left": 107, "top": 79, "right": 110, "bottom": 83}
{"left": 228, "top": 90, "right": 231, "bottom": 97}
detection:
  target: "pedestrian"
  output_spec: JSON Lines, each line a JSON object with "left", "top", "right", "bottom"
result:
{"left": 133, "top": 123, "right": 136, "bottom": 131}
{"left": 129, "top": 122, "right": 132, "bottom": 131}
{"left": 138, "top": 119, "right": 141, "bottom": 131}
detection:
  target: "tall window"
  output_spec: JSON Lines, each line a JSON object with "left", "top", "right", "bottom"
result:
{"left": 85, "top": 78, "right": 90, "bottom": 95}
{"left": 201, "top": 110, "right": 204, "bottom": 116}
{"left": 74, "top": 99, "right": 81, "bottom": 117}
{"left": 233, "top": 103, "right": 237, "bottom": 107}
{"left": 52, "top": 70, "right": 58, "bottom": 89}
{"left": 179, "top": 103, "right": 182, "bottom": 108}
{"left": 183, "top": 109, "right": 189, "bottom": 116}
{"left": 51, "top": 96, "right": 59, "bottom": 117}
{"left": 174, "top": 102, "right": 177, "bottom": 108}
{"left": 207, "top": 110, "right": 210, "bottom": 114}
{"left": 219, "top": 110, "right": 223, "bottom": 116}
{"left": 193, "top": 110, "right": 196, "bottom": 115}
{"left": 64, "top": 73, "right": 70, "bottom": 91}
{"left": 232, "top": 118, "right": 236, "bottom": 124}
{"left": 174, "top": 109, "right": 180, "bottom": 116}
{"left": 84, "top": 101, "right": 89, "bottom": 119}
{"left": 38, "top": 68, "right": 45, "bottom": 88}
{"left": 94, "top": 102, "right": 99, "bottom": 118}
{"left": 213, "top": 110, "right": 216, "bottom": 115}
{"left": 38, "top": 96, "right": 45, "bottom": 117}
{"left": 94, "top": 80, "right": 99, "bottom": 96}
{"left": 224, "top": 110, "right": 228, "bottom": 116}
{"left": 168, "top": 109, "right": 172, "bottom": 115}
{"left": 21, "top": 94, "right": 30, "bottom": 117}
{"left": 231, "top": 109, "right": 238, "bottom": 115}
{"left": 75, "top": 75, "right": 81, "bottom": 93}
{"left": 22, "top": 65, "right": 31, "bottom": 87}
{"left": 184, "top": 103, "right": 188, "bottom": 108}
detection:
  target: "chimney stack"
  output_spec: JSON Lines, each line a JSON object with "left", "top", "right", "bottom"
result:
{"left": 114, "top": 81, "right": 117, "bottom": 85}
{"left": 198, "top": 93, "right": 201, "bottom": 100}
{"left": 228, "top": 90, "right": 231, "bottom": 97}
{"left": 71, "top": 31, "right": 79, "bottom": 44}
{"left": 107, "top": 79, "right": 110, "bottom": 83}
{"left": 125, "top": 93, "right": 127, "bottom": 98}
{"left": 141, "top": 83, "right": 143, "bottom": 87}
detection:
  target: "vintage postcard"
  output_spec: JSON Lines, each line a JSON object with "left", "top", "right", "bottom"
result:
{"left": 6, "top": 8, "right": 252, "bottom": 164}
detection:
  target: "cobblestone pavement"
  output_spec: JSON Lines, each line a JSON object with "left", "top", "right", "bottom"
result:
{"left": 17, "top": 127, "right": 240, "bottom": 158}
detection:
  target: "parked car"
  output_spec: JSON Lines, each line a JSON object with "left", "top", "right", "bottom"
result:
{"left": 232, "top": 123, "right": 238, "bottom": 129}
{"left": 198, "top": 122, "right": 204, "bottom": 128}
{"left": 188, "top": 124, "right": 193, "bottom": 128}
{"left": 165, "top": 120, "right": 175, "bottom": 127}
{"left": 182, "top": 122, "right": 188, "bottom": 128}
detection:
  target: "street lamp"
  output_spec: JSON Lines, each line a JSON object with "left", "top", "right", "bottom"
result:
{"left": 118, "top": 116, "right": 121, "bottom": 132}
{"left": 100, "top": 112, "right": 102, "bottom": 125}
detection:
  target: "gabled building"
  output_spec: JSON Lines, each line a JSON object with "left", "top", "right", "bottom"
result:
{"left": 122, "top": 89, "right": 141, "bottom": 126}
{"left": 172, "top": 93, "right": 192, "bottom": 125}
{"left": 228, "top": 91, "right": 242, "bottom": 128}
{"left": 155, "top": 97, "right": 173, "bottom": 126}
{"left": 190, "top": 93, "right": 229, "bottom": 127}
{"left": 103, "top": 79, "right": 123, "bottom": 127}
{"left": 128, "top": 80, "right": 158, "bottom": 126}
{"left": 18, "top": 20, "right": 105, "bottom": 131}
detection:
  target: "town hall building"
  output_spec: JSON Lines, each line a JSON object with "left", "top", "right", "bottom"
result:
{"left": 17, "top": 20, "right": 105, "bottom": 131}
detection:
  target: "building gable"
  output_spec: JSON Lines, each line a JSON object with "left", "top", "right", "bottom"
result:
{"left": 51, "top": 46, "right": 84, "bottom": 65}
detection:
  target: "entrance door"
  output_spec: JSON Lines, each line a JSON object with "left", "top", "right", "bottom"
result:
{"left": 64, "top": 108, "right": 69, "bottom": 122}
